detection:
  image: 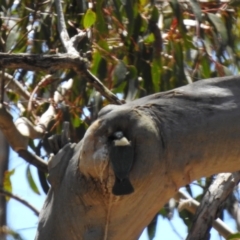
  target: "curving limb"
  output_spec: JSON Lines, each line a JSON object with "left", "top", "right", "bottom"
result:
{"left": 36, "top": 75, "right": 240, "bottom": 240}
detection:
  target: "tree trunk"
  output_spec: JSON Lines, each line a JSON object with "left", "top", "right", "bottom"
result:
{"left": 36, "top": 76, "right": 240, "bottom": 240}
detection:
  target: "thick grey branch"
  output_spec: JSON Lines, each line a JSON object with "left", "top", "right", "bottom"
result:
{"left": 37, "top": 75, "right": 240, "bottom": 240}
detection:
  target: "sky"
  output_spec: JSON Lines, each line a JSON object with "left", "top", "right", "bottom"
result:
{"left": 7, "top": 148, "right": 238, "bottom": 240}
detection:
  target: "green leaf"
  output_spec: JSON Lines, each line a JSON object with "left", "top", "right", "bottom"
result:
{"left": 147, "top": 215, "right": 158, "bottom": 240}
{"left": 72, "top": 115, "right": 82, "bottom": 128}
{"left": 6, "top": 90, "right": 19, "bottom": 102}
{"left": 26, "top": 165, "right": 40, "bottom": 195}
{"left": 201, "top": 55, "right": 211, "bottom": 78}
{"left": 124, "top": 0, "right": 138, "bottom": 37}
{"left": 112, "top": 0, "right": 122, "bottom": 22}
{"left": 83, "top": 9, "right": 97, "bottom": 29}
{"left": 227, "top": 233, "right": 240, "bottom": 240}
{"left": 169, "top": 0, "right": 186, "bottom": 34}
{"left": 159, "top": 207, "right": 168, "bottom": 218}
{"left": 97, "top": 40, "right": 109, "bottom": 51}
{"left": 91, "top": 50, "right": 102, "bottom": 75}
{"left": 144, "top": 33, "right": 155, "bottom": 44}
{"left": 150, "top": 6, "right": 159, "bottom": 23}
{"left": 96, "top": 1, "right": 108, "bottom": 34}
{"left": 151, "top": 57, "right": 161, "bottom": 92}
{"left": 5, "top": 227, "right": 24, "bottom": 240}
{"left": 139, "top": 0, "right": 149, "bottom": 8}
{"left": 3, "top": 169, "right": 15, "bottom": 201}
{"left": 207, "top": 13, "right": 228, "bottom": 46}
{"left": 189, "top": 0, "right": 202, "bottom": 22}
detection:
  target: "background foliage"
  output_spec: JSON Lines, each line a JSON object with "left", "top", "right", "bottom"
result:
{"left": 1, "top": 0, "right": 240, "bottom": 239}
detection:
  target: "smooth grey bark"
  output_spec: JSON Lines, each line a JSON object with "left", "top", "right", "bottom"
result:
{"left": 36, "top": 76, "right": 240, "bottom": 240}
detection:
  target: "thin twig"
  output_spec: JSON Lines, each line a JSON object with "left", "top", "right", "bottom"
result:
{"left": 27, "top": 74, "right": 55, "bottom": 113}
{"left": 168, "top": 219, "right": 184, "bottom": 240}
{"left": 85, "top": 70, "right": 124, "bottom": 105}
{"left": 1, "top": 71, "right": 31, "bottom": 102}
{"left": 0, "top": 188, "right": 40, "bottom": 216}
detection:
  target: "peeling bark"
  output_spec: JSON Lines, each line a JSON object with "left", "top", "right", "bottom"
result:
{"left": 36, "top": 76, "right": 240, "bottom": 240}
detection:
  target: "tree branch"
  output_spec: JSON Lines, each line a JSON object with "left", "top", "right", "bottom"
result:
{"left": 0, "top": 103, "right": 28, "bottom": 151}
{"left": 54, "top": 0, "right": 123, "bottom": 105}
{"left": 0, "top": 53, "right": 85, "bottom": 72}
{"left": 185, "top": 172, "right": 240, "bottom": 240}
{"left": 54, "top": 0, "right": 79, "bottom": 54}
{"left": 0, "top": 188, "right": 39, "bottom": 216}
{"left": 18, "top": 150, "right": 48, "bottom": 173}
{"left": 86, "top": 69, "right": 124, "bottom": 105}
{"left": 1, "top": 71, "right": 31, "bottom": 103}
{"left": 0, "top": 53, "right": 123, "bottom": 104}
{"left": 0, "top": 104, "right": 48, "bottom": 172}
{"left": 176, "top": 190, "right": 234, "bottom": 239}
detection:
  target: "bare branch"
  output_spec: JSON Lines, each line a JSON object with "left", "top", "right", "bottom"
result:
{"left": 180, "top": 172, "right": 240, "bottom": 240}
{"left": 1, "top": 71, "right": 31, "bottom": 101}
{"left": 0, "top": 104, "right": 48, "bottom": 172}
{"left": 86, "top": 70, "right": 124, "bottom": 105}
{"left": 0, "top": 104, "right": 28, "bottom": 151}
{"left": 18, "top": 149, "right": 48, "bottom": 173}
{"left": 55, "top": 0, "right": 75, "bottom": 54}
{"left": 176, "top": 190, "right": 234, "bottom": 239}
{"left": 53, "top": 0, "right": 122, "bottom": 105}
{"left": 0, "top": 53, "right": 123, "bottom": 105}
{"left": 27, "top": 74, "right": 55, "bottom": 113}
{"left": 0, "top": 53, "right": 85, "bottom": 72}
{"left": 55, "top": 0, "right": 69, "bottom": 41}
{"left": 0, "top": 188, "right": 40, "bottom": 216}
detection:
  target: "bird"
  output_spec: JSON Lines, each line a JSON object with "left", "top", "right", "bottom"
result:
{"left": 109, "top": 131, "right": 134, "bottom": 196}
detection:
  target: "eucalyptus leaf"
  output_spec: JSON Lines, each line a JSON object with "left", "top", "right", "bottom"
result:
{"left": 147, "top": 214, "right": 158, "bottom": 240}
{"left": 207, "top": 13, "right": 228, "bottom": 46}
{"left": 26, "top": 165, "right": 40, "bottom": 195}
{"left": 3, "top": 169, "right": 15, "bottom": 201}
{"left": 189, "top": 0, "right": 202, "bottom": 22}
{"left": 227, "top": 233, "right": 240, "bottom": 240}
{"left": 83, "top": 9, "right": 97, "bottom": 29}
